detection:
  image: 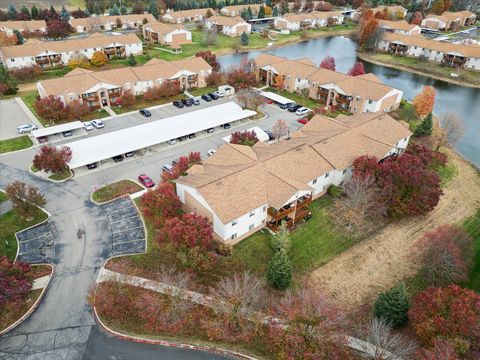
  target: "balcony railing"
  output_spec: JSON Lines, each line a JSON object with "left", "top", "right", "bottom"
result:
{"left": 268, "top": 206, "right": 295, "bottom": 221}
{"left": 82, "top": 94, "right": 99, "bottom": 101}
{"left": 335, "top": 96, "right": 351, "bottom": 105}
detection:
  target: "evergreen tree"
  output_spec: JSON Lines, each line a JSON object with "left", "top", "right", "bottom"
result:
{"left": 20, "top": 5, "right": 31, "bottom": 19}
{"left": 414, "top": 112, "right": 433, "bottom": 137}
{"left": 258, "top": 4, "right": 265, "bottom": 18}
{"left": 148, "top": 0, "right": 159, "bottom": 19}
{"left": 127, "top": 54, "right": 137, "bottom": 66}
{"left": 240, "top": 8, "right": 248, "bottom": 20}
{"left": 281, "top": 2, "right": 289, "bottom": 14}
{"left": 7, "top": 4, "right": 17, "bottom": 20}
{"left": 60, "top": 5, "right": 70, "bottom": 21}
{"left": 240, "top": 31, "right": 249, "bottom": 45}
{"left": 84, "top": 8, "right": 91, "bottom": 16}
{"left": 49, "top": 5, "right": 57, "bottom": 18}
{"left": 31, "top": 5, "right": 38, "bottom": 19}
{"left": 0, "top": 64, "right": 18, "bottom": 95}
{"left": 267, "top": 250, "right": 292, "bottom": 290}
{"left": 266, "top": 0, "right": 272, "bottom": 6}
{"left": 270, "top": 222, "right": 291, "bottom": 253}
{"left": 374, "top": 283, "right": 410, "bottom": 328}
{"left": 94, "top": 2, "right": 102, "bottom": 15}
{"left": 13, "top": 29, "right": 24, "bottom": 44}
{"left": 272, "top": 6, "right": 279, "bottom": 17}
{"left": 120, "top": 5, "right": 128, "bottom": 15}
{"left": 247, "top": 6, "right": 253, "bottom": 19}
{"left": 110, "top": 4, "right": 120, "bottom": 15}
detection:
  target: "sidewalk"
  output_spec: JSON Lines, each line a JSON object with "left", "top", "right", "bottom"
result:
{"left": 104, "top": 106, "right": 117, "bottom": 117}
{"left": 15, "top": 97, "right": 43, "bottom": 129}
{"left": 32, "top": 275, "right": 51, "bottom": 290}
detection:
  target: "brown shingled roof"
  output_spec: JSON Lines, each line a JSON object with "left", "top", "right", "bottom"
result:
{"left": 0, "top": 20, "right": 46, "bottom": 31}
{"left": 70, "top": 14, "right": 156, "bottom": 28}
{"left": 206, "top": 15, "right": 247, "bottom": 27}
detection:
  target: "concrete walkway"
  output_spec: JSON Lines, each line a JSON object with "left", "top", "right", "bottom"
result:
{"left": 104, "top": 106, "right": 117, "bottom": 117}
{"left": 15, "top": 97, "right": 43, "bottom": 129}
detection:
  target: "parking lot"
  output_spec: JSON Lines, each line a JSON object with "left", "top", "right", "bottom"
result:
{"left": 0, "top": 98, "right": 40, "bottom": 140}
{"left": 16, "top": 221, "right": 55, "bottom": 264}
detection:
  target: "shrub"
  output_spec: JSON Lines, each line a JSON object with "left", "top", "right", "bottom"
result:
{"left": 408, "top": 285, "right": 480, "bottom": 355}
{"left": 373, "top": 283, "right": 410, "bottom": 328}
{"left": 327, "top": 184, "right": 343, "bottom": 197}
{"left": 0, "top": 257, "right": 32, "bottom": 310}
{"left": 216, "top": 242, "right": 232, "bottom": 257}
{"left": 140, "top": 182, "right": 182, "bottom": 227}
{"left": 91, "top": 51, "right": 108, "bottom": 66}
{"left": 127, "top": 54, "right": 137, "bottom": 66}
{"left": 229, "top": 130, "right": 259, "bottom": 146}
{"left": 160, "top": 213, "right": 214, "bottom": 251}
{"left": 11, "top": 65, "right": 42, "bottom": 81}
{"left": 267, "top": 250, "right": 292, "bottom": 290}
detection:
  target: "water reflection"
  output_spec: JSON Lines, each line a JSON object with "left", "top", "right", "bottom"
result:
{"left": 218, "top": 36, "right": 480, "bottom": 166}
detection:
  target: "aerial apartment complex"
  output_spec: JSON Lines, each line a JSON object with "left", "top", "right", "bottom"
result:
{"left": 0, "top": 20, "right": 47, "bottom": 36}
{"left": 421, "top": 10, "right": 477, "bottom": 31}
{"left": 274, "top": 11, "right": 345, "bottom": 31}
{"left": 69, "top": 14, "right": 156, "bottom": 33}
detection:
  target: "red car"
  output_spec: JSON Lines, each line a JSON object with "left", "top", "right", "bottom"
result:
{"left": 297, "top": 118, "right": 308, "bottom": 125}
{"left": 138, "top": 174, "right": 155, "bottom": 188}
{"left": 266, "top": 99, "right": 274, "bottom": 104}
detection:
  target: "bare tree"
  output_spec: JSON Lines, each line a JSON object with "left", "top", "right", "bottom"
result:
{"left": 203, "top": 27, "right": 218, "bottom": 47}
{"left": 250, "top": 92, "right": 265, "bottom": 111}
{"left": 5, "top": 181, "right": 46, "bottom": 220}
{"left": 236, "top": 88, "right": 253, "bottom": 109}
{"left": 272, "top": 119, "right": 289, "bottom": 140}
{"left": 211, "top": 271, "right": 266, "bottom": 319}
{"left": 360, "top": 318, "right": 418, "bottom": 360}
{"left": 435, "top": 112, "right": 465, "bottom": 150}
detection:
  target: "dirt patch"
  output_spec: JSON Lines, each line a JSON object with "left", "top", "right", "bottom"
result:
{"left": 310, "top": 150, "right": 480, "bottom": 311}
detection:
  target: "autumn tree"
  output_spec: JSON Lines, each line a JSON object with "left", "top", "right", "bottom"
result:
{"left": 373, "top": 283, "right": 410, "bottom": 328}
{"left": 0, "top": 64, "right": 18, "bottom": 95}
{"left": 230, "top": 130, "right": 259, "bottom": 146}
{"left": 431, "top": 0, "right": 451, "bottom": 15}
{"left": 226, "top": 67, "right": 257, "bottom": 89}
{"left": 435, "top": 112, "right": 464, "bottom": 151}
{"left": 353, "top": 153, "right": 443, "bottom": 218}
{"left": 206, "top": 72, "right": 224, "bottom": 86}
{"left": 67, "top": 99, "right": 91, "bottom": 120}
{"left": 161, "top": 152, "right": 202, "bottom": 181}
{"left": 411, "top": 11, "right": 423, "bottom": 25}
{"left": 91, "top": 51, "right": 109, "bottom": 66}
{"left": 347, "top": 61, "right": 366, "bottom": 76}
{"left": 34, "top": 95, "right": 67, "bottom": 123}
{"left": 274, "top": 75, "right": 284, "bottom": 92}
{"left": 67, "top": 54, "right": 91, "bottom": 69}
{"left": 266, "top": 284, "right": 354, "bottom": 359}
{"left": 413, "top": 86, "right": 436, "bottom": 117}
{"left": 0, "top": 32, "right": 17, "bottom": 46}
{"left": 415, "top": 225, "right": 473, "bottom": 287}
{"left": 316, "top": 2, "right": 333, "bottom": 11}
{"left": 0, "top": 257, "right": 32, "bottom": 310}
{"left": 160, "top": 213, "right": 214, "bottom": 251}
{"left": 404, "top": 143, "right": 447, "bottom": 170}
{"left": 408, "top": 285, "right": 480, "bottom": 355}
{"left": 119, "top": 90, "right": 136, "bottom": 107}
{"left": 320, "top": 55, "right": 336, "bottom": 71}
{"left": 195, "top": 51, "right": 220, "bottom": 72}
{"left": 46, "top": 20, "right": 71, "bottom": 39}
{"left": 140, "top": 182, "right": 182, "bottom": 227}
{"left": 272, "top": 119, "right": 288, "bottom": 140}
{"left": 33, "top": 145, "right": 72, "bottom": 174}
{"left": 5, "top": 181, "right": 46, "bottom": 220}
{"left": 415, "top": 338, "right": 460, "bottom": 360}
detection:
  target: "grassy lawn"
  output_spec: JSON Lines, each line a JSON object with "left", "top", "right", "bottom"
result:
{"left": 464, "top": 209, "right": 480, "bottom": 291}
{"left": 189, "top": 86, "right": 218, "bottom": 97}
{"left": 367, "top": 53, "right": 480, "bottom": 86}
{"left": 438, "top": 161, "right": 458, "bottom": 187}
{"left": 48, "top": 169, "right": 72, "bottom": 181}
{"left": 111, "top": 94, "right": 187, "bottom": 114}
{"left": 0, "top": 136, "right": 33, "bottom": 154}
{"left": 0, "top": 206, "right": 49, "bottom": 260}
{"left": 0, "top": 192, "right": 7, "bottom": 203}
{"left": 266, "top": 87, "right": 318, "bottom": 109}
{"left": 92, "top": 180, "right": 143, "bottom": 203}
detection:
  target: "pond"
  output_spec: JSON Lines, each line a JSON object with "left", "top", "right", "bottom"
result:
{"left": 218, "top": 36, "right": 480, "bottom": 166}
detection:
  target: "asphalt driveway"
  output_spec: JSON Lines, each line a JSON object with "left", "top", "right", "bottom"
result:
{"left": 0, "top": 98, "right": 36, "bottom": 140}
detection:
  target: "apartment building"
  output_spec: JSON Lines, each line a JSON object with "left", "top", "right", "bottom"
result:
{"left": 377, "top": 32, "right": 480, "bottom": 71}
{"left": 253, "top": 54, "right": 403, "bottom": 114}
{"left": 205, "top": 16, "right": 251, "bottom": 37}
{"left": 220, "top": 4, "right": 263, "bottom": 17}
{"left": 0, "top": 20, "right": 47, "bottom": 36}
{"left": 143, "top": 22, "right": 192, "bottom": 47}
{"left": 274, "top": 11, "right": 345, "bottom": 31}
{"left": 421, "top": 11, "right": 477, "bottom": 31}
{"left": 36, "top": 57, "right": 212, "bottom": 109}
{"left": 70, "top": 14, "right": 156, "bottom": 33}
{"left": 161, "top": 8, "right": 214, "bottom": 23}
{"left": 176, "top": 112, "right": 411, "bottom": 243}
{"left": 0, "top": 33, "right": 142, "bottom": 70}
{"left": 370, "top": 5, "right": 407, "bottom": 19}
{"left": 378, "top": 20, "right": 421, "bottom": 35}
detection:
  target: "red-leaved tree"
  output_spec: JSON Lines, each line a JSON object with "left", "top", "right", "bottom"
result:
{"left": 34, "top": 95, "right": 67, "bottom": 124}
{"left": 347, "top": 62, "right": 366, "bottom": 76}
{"left": 33, "top": 145, "right": 72, "bottom": 174}
{"left": 46, "top": 20, "right": 71, "bottom": 39}
{"left": 226, "top": 67, "right": 257, "bottom": 89}
{"left": 119, "top": 90, "right": 136, "bottom": 107}
{"left": 404, "top": 143, "right": 447, "bottom": 169}
{"left": 415, "top": 338, "right": 460, "bottom": 360}
{"left": 195, "top": 51, "right": 220, "bottom": 72}
{"left": 320, "top": 55, "right": 336, "bottom": 71}
{"left": 408, "top": 285, "right": 480, "bottom": 356}
{"left": 160, "top": 213, "right": 214, "bottom": 251}
{"left": 414, "top": 225, "right": 473, "bottom": 287}
{"left": 353, "top": 152, "right": 443, "bottom": 217}
{"left": 162, "top": 152, "right": 202, "bottom": 181}
{"left": 0, "top": 257, "right": 32, "bottom": 310}
{"left": 67, "top": 99, "right": 91, "bottom": 120}
{"left": 230, "top": 130, "right": 259, "bottom": 146}
{"left": 413, "top": 86, "right": 436, "bottom": 117}
{"left": 140, "top": 182, "right": 182, "bottom": 227}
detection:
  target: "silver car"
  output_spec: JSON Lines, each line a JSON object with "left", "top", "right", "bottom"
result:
{"left": 17, "top": 124, "right": 38, "bottom": 134}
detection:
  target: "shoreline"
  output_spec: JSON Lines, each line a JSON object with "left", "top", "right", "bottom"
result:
{"left": 357, "top": 51, "right": 480, "bottom": 89}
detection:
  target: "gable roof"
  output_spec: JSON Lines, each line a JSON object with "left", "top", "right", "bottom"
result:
{"left": 144, "top": 22, "right": 185, "bottom": 35}
{"left": 163, "top": 8, "right": 214, "bottom": 20}
{"left": 177, "top": 112, "right": 412, "bottom": 223}
{"left": 206, "top": 15, "right": 247, "bottom": 26}
{"left": 379, "top": 20, "right": 420, "bottom": 32}
{"left": 70, "top": 14, "right": 156, "bottom": 28}
{"left": 0, "top": 20, "right": 46, "bottom": 31}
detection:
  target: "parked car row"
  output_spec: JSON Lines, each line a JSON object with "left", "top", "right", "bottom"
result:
{"left": 201, "top": 91, "right": 224, "bottom": 102}
{"left": 167, "top": 123, "right": 229, "bottom": 146}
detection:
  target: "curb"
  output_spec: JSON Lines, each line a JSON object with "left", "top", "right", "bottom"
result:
{"left": 0, "top": 264, "right": 54, "bottom": 337}
{"left": 90, "top": 179, "right": 145, "bottom": 205}
{"left": 92, "top": 302, "right": 257, "bottom": 360}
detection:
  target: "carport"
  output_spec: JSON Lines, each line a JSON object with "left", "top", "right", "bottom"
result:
{"left": 65, "top": 102, "right": 257, "bottom": 170}
{"left": 222, "top": 126, "right": 270, "bottom": 143}
{"left": 31, "top": 121, "right": 86, "bottom": 144}
{"left": 261, "top": 91, "right": 294, "bottom": 105}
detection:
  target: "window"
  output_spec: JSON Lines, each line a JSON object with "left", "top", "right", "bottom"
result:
{"left": 322, "top": 185, "right": 326, "bottom": 191}
{"left": 368, "top": 100, "right": 373, "bottom": 104}
{"left": 231, "top": 233, "right": 237, "bottom": 240}
{"left": 342, "top": 169, "right": 347, "bottom": 174}
{"left": 249, "top": 210, "right": 255, "bottom": 217}
{"left": 249, "top": 224, "right": 254, "bottom": 230}
{"left": 325, "top": 172, "right": 329, "bottom": 178}
{"left": 10, "top": 59, "right": 15, "bottom": 62}
{"left": 232, "top": 219, "right": 237, "bottom": 226}
{"left": 263, "top": 206, "right": 267, "bottom": 212}
{"left": 312, "top": 179, "right": 317, "bottom": 185}
{"left": 84, "top": 49, "right": 87, "bottom": 52}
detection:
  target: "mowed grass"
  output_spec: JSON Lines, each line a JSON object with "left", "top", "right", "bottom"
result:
{"left": 92, "top": 180, "right": 143, "bottom": 203}
{"left": 0, "top": 136, "right": 33, "bottom": 154}
{"left": 0, "top": 207, "right": 49, "bottom": 260}
{"left": 464, "top": 209, "right": 480, "bottom": 291}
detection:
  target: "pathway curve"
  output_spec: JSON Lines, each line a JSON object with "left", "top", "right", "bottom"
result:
{"left": 0, "top": 162, "right": 229, "bottom": 360}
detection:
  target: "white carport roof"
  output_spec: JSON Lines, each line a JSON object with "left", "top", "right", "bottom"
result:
{"left": 260, "top": 91, "right": 294, "bottom": 105}
{"left": 222, "top": 126, "right": 270, "bottom": 143}
{"left": 64, "top": 102, "right": 256, "bottom": 169}
{"left": 31, "top": 121, "right": 84, "bottom": 138}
